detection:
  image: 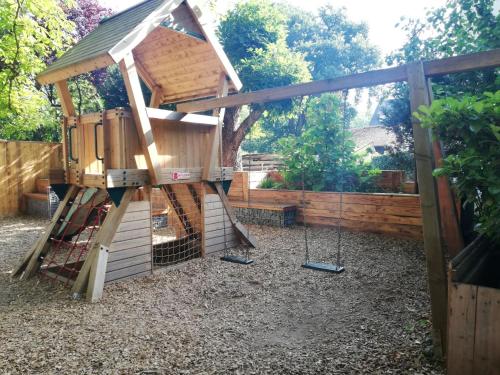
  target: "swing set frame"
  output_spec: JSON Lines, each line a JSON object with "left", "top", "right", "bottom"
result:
{"left": 177, "top": 48, "right": 500, "bottom": 357}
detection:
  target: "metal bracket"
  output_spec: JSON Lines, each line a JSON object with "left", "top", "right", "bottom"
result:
{"left": 107, "top": 187, "right": 128, "bottom": 207}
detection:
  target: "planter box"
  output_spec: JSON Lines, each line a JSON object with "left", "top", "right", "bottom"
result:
{"left": 447, "top": 236, "right": 500, "bottom": 375}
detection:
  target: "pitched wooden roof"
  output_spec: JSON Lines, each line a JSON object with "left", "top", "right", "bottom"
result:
{"left": 37, "top": 0, "right": 241, "bottom": 104}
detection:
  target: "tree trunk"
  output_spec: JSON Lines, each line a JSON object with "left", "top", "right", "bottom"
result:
{"left": 222, "top": 107, "right": 265, "bottom": 167}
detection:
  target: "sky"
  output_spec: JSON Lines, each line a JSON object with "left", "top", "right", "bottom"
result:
{"left": 101, "top": 0, "right": 453, "bottom": 56}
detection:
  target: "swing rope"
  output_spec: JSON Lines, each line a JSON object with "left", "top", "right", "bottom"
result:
{"left": 302, "top": 90, "right": 347, "bottom": 274}
{"left": 336, "top": 89, "right": 349, "bottom": 268}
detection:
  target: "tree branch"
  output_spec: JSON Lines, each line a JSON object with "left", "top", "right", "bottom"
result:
{"left": 233, "top": 107, "right": 265, "bottom": 148}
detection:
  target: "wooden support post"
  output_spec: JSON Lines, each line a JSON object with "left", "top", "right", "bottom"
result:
{"left": 150, "top": 87, "right": 163, "bottom": 108}
{"left": 407, "top": 62, "right": 448, "bottom": 358}
{"left": 242, "top": 171, "right": 249, "bottom": 202}
{"left": 119, "top": 53, "right": 160, "bottom": 185}
{"left": 55, "top": 80, "right": 76, "bottom": 117}
{"left": 203, "top": 73, "right": 228, "bottom": 180}
{"left": 427, "top": 80, "right": 464, "bottom": 257}
{"left": 12, "top": 185, "right": 79, "bottom": 278}
{"left": 87, "top": 245, "right": 109, "bottom": 302}
{"left": 71, "top": 188, "right": 135, "bottom": 300}
{"left": 55, "top": 80, "right": 76, "bottom": 176}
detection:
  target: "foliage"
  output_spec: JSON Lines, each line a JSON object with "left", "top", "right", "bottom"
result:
{"left": 285, "top": 4, "right": 380, "bottom": 79}
{"left": 416, "top": 91, "right": 500, "bottom": 244}
{"left": 218, "top": 0, "right": 286, "bottom": 64}
{"left": 258, "top": 177, "right": 276, "bottom": 189}
{"left": 63, "top": 0, "right": 113, "bottom": 86}
{"left": 371, "top": 151, "right": 415, "bottom": 179}
{"left": 382, "top": 0, "right": 499, "bottom": 153}
{"left": 0, "top": 0, "right": 74, "bottom": 141}
{"left": 218, "top": 0, "right": 312, "bottom": 165}
{"left": 97, "top": 65, "right": 129, "bottom": 109}
{"left": 241, "top": 3, "right": 380, "bottom": 153}
{"left": 219, "top": 0, "right": 310, "bottom": 103}
{"left": 277, "top": 93, "right": 381, "bottom": 192}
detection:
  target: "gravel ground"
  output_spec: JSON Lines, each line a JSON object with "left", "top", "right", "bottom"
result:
{"left": 0, "top": 217, "right": 444, "bottom": 374}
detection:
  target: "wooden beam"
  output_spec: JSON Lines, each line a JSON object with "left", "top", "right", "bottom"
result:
{"left": 72, "top": 188, "right": 135, "bottom": 299}
{"left": 54, "top": 80, "right": 76, "bottom": 117}
{"left": 119, "top": 53, "right": 160, "bottom": 185}
{"left": 407, "top": 62, "right": 448, "bottom": 358}
{"left": 37, "top": 53, "right": 114, "bottom": 85}
{"left": 55, "top": 80, "right": 75, "bottom": 174}
{"left": 427, "top": 79, "right": 464, "bottom": 257}
{"left": 202, "top": 73, "right": 228, "bottom": 180}
{"left": 87, "top": 245, "right": 109, "bottom": 302}
{"left": 146, "top": 107, "right": 218, "bottom": 126}
{"left": 178, "top": 65, "right": 408, "bottom": 113}
{"left": 424, "top": 48, "right": 500, "bottom": 77}
{"left": 150, "top": 87, "right": 163, "bottom": 108}
{"left": 177, "top": 49, "right": 500, "bottom": 113}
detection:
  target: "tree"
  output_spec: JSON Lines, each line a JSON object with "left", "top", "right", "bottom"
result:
{"left": 218, "top": 0, "right": 311, "bottom": 166}
{"left": 286, "top": 5, "right": 380, "bottom": 80}
{"left": 0, "top": 0, "right": 74, "bottom": 141}
{"left": 241, "top": 4, "right": 381, "bottom": 155}
{"left": 61, "top": 0, "right": 113, "bottom": 115}
{"left": 278, "top": 93, "right": 380, "bottom": 192}
{"left": 382, "top": 0, "right": 499, "bottom": 154}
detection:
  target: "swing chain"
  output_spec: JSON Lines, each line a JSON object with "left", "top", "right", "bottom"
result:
{"left": 336, "top": 89, "right": 349, "bottom": 267}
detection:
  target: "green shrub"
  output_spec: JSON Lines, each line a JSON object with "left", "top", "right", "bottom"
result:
{"left": 371, "top": 152, "right": 415, "bottom": 179}
{"left": 416, "top": 91, "right": 500, "bottom": 244}
{"left": 277, "top": 93, "right": 381, "bottom": 192}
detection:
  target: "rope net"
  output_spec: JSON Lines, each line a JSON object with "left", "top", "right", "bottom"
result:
{"left": 39, "top": 188, "right": 111, "bottom": 287}
{"left": 152, "top": 184, "right": 202, "bottom": 267}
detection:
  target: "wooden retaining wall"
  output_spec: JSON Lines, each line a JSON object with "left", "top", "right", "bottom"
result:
{"left": 0, "top": 140, "right": 63, "bottom": 216}
{"left": 229, "top": 172, "right": 422, "bottom": 239}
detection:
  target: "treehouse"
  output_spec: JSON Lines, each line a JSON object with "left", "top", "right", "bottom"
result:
{"left": 13, "top": 0, "right": 255, "bottom": 301}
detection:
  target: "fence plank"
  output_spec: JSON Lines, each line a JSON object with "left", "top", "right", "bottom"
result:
{"left": 0, "top": 141, "right": 63, "bottom": 216}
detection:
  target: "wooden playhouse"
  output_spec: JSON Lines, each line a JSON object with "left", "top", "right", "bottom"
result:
{"left": 12, "top": 0, "right": 255, "bottom": 301}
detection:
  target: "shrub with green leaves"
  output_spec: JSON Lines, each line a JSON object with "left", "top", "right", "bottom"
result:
{"left": 371, "top": 151, "right": 415, "bottom": 179}
{"left": 416, "top": 91, "right": 500, "bottom": 244}
{"left": 278, "top": 93, "right": 381, "bottom": 192}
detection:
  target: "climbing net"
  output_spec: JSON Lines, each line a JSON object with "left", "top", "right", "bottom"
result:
{"left": 39, "top": 188, "right": 111, "bottom": 286}
{"left": 152, "top": 184, "right": 202, "bottom": 267}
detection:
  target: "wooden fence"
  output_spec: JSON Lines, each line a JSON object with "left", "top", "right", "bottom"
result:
{"left": 0, "top": 140, "right": 63, "bottom": 216}
{"left": 229, "top": 172, "right": 422, "bottom": 239}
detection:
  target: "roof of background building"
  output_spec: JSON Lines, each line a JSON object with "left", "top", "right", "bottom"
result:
{"left": 351, "top": 126, "right": 396, "bottom": 152}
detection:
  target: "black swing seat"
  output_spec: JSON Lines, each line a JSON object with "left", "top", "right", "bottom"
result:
{"left": 302, "top": 262, "right": 345, "bottom": 273}
{"left": 221, "top": 255, "right": 254, "bottom": 265}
